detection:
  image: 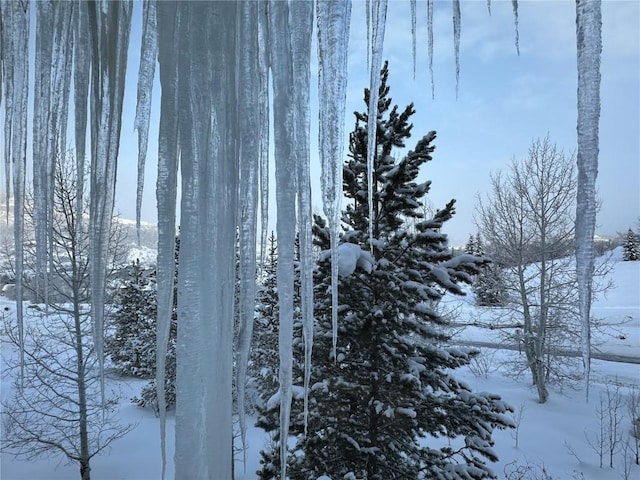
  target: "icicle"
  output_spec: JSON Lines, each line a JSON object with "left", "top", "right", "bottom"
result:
{"left": 487, "top": 0, "right": 492, "bottom": 16}
{"left": 366, "top": 0, "right": 387, "bottom": 257}
{"left": 512, "top": 0, "right": 520, "bottom": 56}
{"left": 453, "top": 0, "right": 461, "bottom": 98}
{"left": 427, "top": 0, "right": 434, "bottom": 99}
{"left": 258, "top": 0, "right": 270, "bottom": 273}
{"left": 316, "top": 0, "right": 352, "bottom": 377}
{"left": 33, "top": 0, "right": 54, "bottom": 307}
{"left": 267, "top": 2, "right": 299, "bottom": 477}
{"left": 155, "top": 3, "right": 179, "bottom": 478}
{"left": 2, "top": 0, "right": 29, "bottom": 380}
{"left": 235, "top": 1, "right": 261, "bottom": 469}
{"left": 366, "top": 0, "right": 371, "bottom": 72}
{"left": 410, "top": 0, "right": 416, "bottom": 79}
{"left": 172, "top": 4, "right": 238, "bottom": 478}
{"left": 575, "top": 0, "right": 602, "bottom": 402}
{"left": 290, "top": 0, "right": 314, "bottom": 437}
{"left": 86, "top": 0, "right": 133, "bottom": 404}
{"left": 134, "top": 0, "right": 157, "bottom": 246}
{"left": 73, "top": 2, "right": 90, "bottom": 236}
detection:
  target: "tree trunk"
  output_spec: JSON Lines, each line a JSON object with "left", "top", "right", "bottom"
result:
{"left": 80, "top": 459, "right": 91, "bottom": 480}
{"left": 73, "top": 301, "right": 91, "bottom": 480}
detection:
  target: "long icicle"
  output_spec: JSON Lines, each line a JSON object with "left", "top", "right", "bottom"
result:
{"left": 33, "top": 0, "right": 53, "bottom": 308}
{"left": 3, "top": 0, "right": 29, "bottom": 380}
{"left": 87, "top": 0, "right": 133, "bottom": 403}
{"left": 453, "top": 0, "right": 461, "bottom": 98}
{"left": 512, "top": 0, "right": 520, "bottom": 56}
{"left": 366, "top": 0, "right": 387, "bottom": 257}
{"left": 290, "top": 0, "right": 314, "bottom": 436}
{"left": 410, "top": 0, "right": 417, "bottom": 79}
{"left": 427, "top": 0, "right": 434, "bottom": 99}
{"left": 73, "top": 2, "right": 90, "bottom": 237}
{"left": 267, "top": 2, "right": 297, "bottom": 477}
{"left": 235, "top": 1, "right": 260, "bottom": 470}
{"left": 155, "top": 3, "right": 179, "bottom": 478}
{"left": 575, "top": 0, "right": 602, "bottom": 402}
{"left": 134, "top": 0, "right": 158, "bottom": 246}
{"left": 316, "top": 0, "right": 352, "bottom": 375}
{"left": 258, "top": 0, "right": 270, "bottom": 273}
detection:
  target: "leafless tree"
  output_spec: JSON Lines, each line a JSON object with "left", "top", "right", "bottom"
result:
{"left": 476, "top": 137, "right": 611, "bottom": 403}
{"left": 1, "top": 151, "right": 131, "bottom": 480}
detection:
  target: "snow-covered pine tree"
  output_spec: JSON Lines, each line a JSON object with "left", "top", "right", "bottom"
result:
{"left": 475, "top": 232, "right": 485, "bottom": 256}
{"left": 282, "top": 62, "right": 513, "bottom": 480}
{"left": 107, "top": 259, "right": 157, "bottom": 378}
{"left": 623, "top": 228, "right": 639, "bottom": 261}
{"left": 470, "top": 234, "right": 507, "bottom": 307}
{"left": 131, "top": 236, "right": 179, "bottom": 412}
{"left": 473, "top": 262, "right": 508, "bottom": 307}
{"left": 464, "top": 233, "right": 476, "bottom": 255}
{"left": 254, "top": 233, "right": 306, "bottom": 479}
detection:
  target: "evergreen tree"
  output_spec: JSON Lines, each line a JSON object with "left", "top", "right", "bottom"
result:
{"left": 464, "top": 234, "right": 476, "bottom": 255}
{"left": 129, "top": 236, "right": 179, "bottom": 412}
{"left": 469, "top": 234, "right": 507, "bottom": 307}
{"left": 107, "top": 259, "right": 157, "bottom": 378}
{"left": 474, "top": 232, "right": 485, "bottom": 256}
{"left": 623, "top": 228, "right": 639, "bottom": 261}
{"left": 264, "top": 62, "right": 513, "bottom": 480}
{"left": 473, "top": 263, "right": 507, "bottom": 307}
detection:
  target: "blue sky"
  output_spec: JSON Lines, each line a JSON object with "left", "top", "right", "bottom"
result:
{"left": 114, "top": 0, "right": 639, "bottom": 247}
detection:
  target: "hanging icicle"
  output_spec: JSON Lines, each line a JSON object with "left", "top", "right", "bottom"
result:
{"left": 487, "top": 0, "right": 492, "bottom": 16}
{"left": 2, "top": 0, "right": 29, "bottom": 379}
{"left": 290, "top": 0, "right": 314, "bottom": 437}
{"left": 453, "top": 0, "right": 461, "bottom": 98}
{"left": 366, "top": 0, "right": 387, "bottom": 258}
{"left": 258, "top": 0, "right": 270, "bottom": 274}
{"left": 73, "top": 2, "right": 90, "bottom": 236}
{"left": 512, "top": 0, "right": 520, "bottom": 56}
{"left": 267, "top": 2, "right": 298, "bottom": 477}
{"left": 154, "top": 2, "right": 180, "bottom": 478}
{"left": 410, "top": 0, "right": 417, "bottom": 79}
{"left": 316, "top": 0, "right": 352, "bottom": 373}
{"left": 575, "top": 0, "right": 602, "bottom": 401}
{"left": 33, "top": 0, "right": 54, "bottom": 307}
{"left": 86, "top": 0, "right": 133, "bottom": 402}
{"left": 427, "top": 0, "right": 434, "bottom": 99}
{"left": 134, "top": 0, "right": 157, "bottom": 246}
{"left": 235, "top": 1, "right": 261, "bottom": 469}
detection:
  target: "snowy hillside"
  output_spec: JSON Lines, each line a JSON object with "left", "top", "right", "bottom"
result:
{"left": 1, "top": 251, "right": 638, "bottom": 479}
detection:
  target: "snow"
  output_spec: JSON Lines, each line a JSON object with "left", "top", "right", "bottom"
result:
{"left": 319, "top": 243, "right": 375, "bottom": 278}
{"left": 3, "top": 252, "right": 636, "bottom": 479}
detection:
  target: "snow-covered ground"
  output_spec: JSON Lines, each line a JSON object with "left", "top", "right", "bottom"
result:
{"left": 1, "top": 250, "right": 638, "bottom": 479}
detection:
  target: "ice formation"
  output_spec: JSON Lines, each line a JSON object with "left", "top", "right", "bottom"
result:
{"left": 0, "top": 1, "right": 604, "bottom": 478}
{"left": 134, "top": 0, "right": 157, "bottom": 245}
{"left": 317, "top": 0, "right": 352, "bottom": 392}
{"left": 575, "top": 0, "right": 602, "bottom": 399}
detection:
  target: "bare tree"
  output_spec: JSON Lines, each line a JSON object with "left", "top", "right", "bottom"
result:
{"left": 1, "top": 152, "right": 131, "bottom": 480}
{"left": 476, "top": 137, "right": 609, "bottom": 403}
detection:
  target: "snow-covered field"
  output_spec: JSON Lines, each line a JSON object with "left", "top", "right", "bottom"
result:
{"left": 1, "top": 250, "right": 638, "bottom": 480}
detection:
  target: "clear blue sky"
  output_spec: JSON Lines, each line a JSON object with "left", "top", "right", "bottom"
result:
{"left": 114, "top": 0, "right": 639, "bottom": 247}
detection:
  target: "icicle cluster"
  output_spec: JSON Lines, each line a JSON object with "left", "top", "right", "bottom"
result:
{"left": 1, "top": 0, "right": 29, "bottom": 377}
{"left": 1, "top": 1, "right": 605, "bottom": 478}
{"left": 575, "top": 0, "right": 602, "bottom": 400}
